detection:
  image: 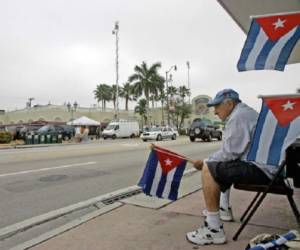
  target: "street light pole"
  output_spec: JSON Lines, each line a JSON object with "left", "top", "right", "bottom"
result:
{"left": 165, "top": 65, "right": 177, "bottom": 126}
{"left": 67, "top": 101, "right": 78, "bottom": 121}
{"left": 186, "top": 61, "right": 191, "bottom": 104}
{"left": 112, "top": 21, "right": 119, "bottom": 119}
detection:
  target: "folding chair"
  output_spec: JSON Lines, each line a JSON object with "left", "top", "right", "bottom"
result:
{"left": 232, "top": 95, "right": 300, "bottom": 241}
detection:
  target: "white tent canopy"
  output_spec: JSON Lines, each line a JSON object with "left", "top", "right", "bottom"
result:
{"left": 67, "top": 116, "right": 100, "bottom": 126}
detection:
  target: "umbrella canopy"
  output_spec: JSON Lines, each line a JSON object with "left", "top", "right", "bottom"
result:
{"left": 67, "top": 116, "right": 100, "bottom": 126}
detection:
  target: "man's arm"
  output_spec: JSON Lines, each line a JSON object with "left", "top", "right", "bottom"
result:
{"left": 207, "top": 118, "right": 252, "bottom": 162}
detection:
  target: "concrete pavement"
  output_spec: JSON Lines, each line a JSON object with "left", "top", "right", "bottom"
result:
{"left": 10, "top": 170, "right": 300, "bottom": 250}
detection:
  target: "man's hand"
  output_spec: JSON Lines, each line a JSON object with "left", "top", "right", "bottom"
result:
{"left": 193, "top": 160, "right": 203, "bottom": 170}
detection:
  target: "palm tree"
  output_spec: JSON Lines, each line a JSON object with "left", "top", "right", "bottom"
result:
{"left": 134, "top": 98, "right": 147, "bottom": 127}
{"left": 167, "top": 86, "right": 177, "bottom": 97}
{"left": 128, "top": 61, "right": 162, "bottom": 119}
{"left": 119, "top": 82, "right": 135, "bottom": 111}
{"left": 178, "top": 86, "right": 190, "bottom": 103}
{"left": 94, "top": 84, "right": 112, "bottom": 111}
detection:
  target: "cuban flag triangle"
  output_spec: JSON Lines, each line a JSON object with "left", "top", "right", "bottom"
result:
{"left": 247, "top": 94, "right": 300, "bottom": 167}
{"left": 237, "top": 12, "right": 300, "bottom": 71}
{"left": 138, "top": 145, "right": 187, "bottom": 200}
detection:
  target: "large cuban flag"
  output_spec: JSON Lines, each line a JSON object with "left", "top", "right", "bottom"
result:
{"left": 138, "top": 145, "right": 187, "bottom": 200}
{"left": 238, "top": 12, "right": 300, "bottom": 71}
{"left": 247, "top": 95, "right": 300, "bottom": 167}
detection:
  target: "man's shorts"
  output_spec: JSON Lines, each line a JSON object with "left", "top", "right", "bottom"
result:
{"left": 207, "top": 160, "right": 271, "bottom": 192}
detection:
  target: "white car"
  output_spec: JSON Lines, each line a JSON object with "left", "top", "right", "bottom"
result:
{"left": 140, "top": 127, "right": 178, "bottom": 141}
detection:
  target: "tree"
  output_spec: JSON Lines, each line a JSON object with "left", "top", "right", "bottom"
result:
{"left": 178, "top": 86, "right": 190, "bottom": 103}
{"left": 134, "top": 98, "right": 147, "bottom": 127}
{"left": 94, "top": 84, "right": 112, "bottom": 111}
{"left": 129, "top": 61, "right": 163, "bottom": 123}
{"left": 174, "top": 103, "right": 192, "bottom": 129}
{"left": 119, "top": 82, "right": 135, "bottom": 111}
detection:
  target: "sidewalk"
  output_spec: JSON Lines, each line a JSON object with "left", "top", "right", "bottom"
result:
{"left": 14, "top": 171, "right": 299, "bottom": 250}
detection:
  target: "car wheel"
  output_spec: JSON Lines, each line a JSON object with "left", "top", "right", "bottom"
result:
{"left": 112, "top": 134, "right": 116, "bottom": 140}
{"left": 189, "top": 136, "right": 195, "bottom": 142}
{"left": 103, "top": 137, "right": 107, "bottom": 140}
{"left": 143, "top": 139, "right": 147, "bottom": 142}
{"left": 156, "top": 134, "right": 162, "bottom": 141}
{"left": 207, "top": 134, "right": 212, "bottom": 142}
{"left": 172, "top": 134, "right": 176, "bottom": 140}
{"left": 217, "top": 134, "right": 222, "bottom": 141}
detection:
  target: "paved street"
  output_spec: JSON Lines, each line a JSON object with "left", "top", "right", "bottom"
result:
{"left": 0, "top": 137, "right": 221, "bottom": 249}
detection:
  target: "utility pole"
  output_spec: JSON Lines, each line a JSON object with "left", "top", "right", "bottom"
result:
{"left": 165, "top": 65, "right": 177, "bottom": 126}
{"left": 186, "top": 61, "right": 191, "bottom": 104}
{"left": 112, "top": 21, "right": 119, "bottom": 120}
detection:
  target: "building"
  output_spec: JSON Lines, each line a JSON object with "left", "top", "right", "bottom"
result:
{"left": 0, "top": 95, "right": 219, "bottom": 127}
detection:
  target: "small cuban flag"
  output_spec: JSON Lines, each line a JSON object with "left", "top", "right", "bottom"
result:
{"left": 237, "top": 11, "right": 300, "bottom": 71}
{"left": 138, "top": 145, "right": 187, "bottom": 201}
{"left": 247, "top": 94, "right": 300, "bottom": 167}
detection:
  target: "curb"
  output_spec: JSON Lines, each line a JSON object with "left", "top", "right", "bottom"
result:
{"left": 0, "top": 169, "right": 197, "bottom": 241}
{"left": 9, "top": 202, "right": 123, "bottom": 250}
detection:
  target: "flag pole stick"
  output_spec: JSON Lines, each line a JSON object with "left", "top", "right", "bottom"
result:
{"left": 149, "top": 143, "right": 196, "bottom": 164}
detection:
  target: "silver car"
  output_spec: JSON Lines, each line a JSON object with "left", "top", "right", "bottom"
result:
{"left": 140, "top": 126, "right": 178, "bottom": 141}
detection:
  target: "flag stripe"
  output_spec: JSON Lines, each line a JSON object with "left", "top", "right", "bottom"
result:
{"left": 280, "top": 117, "right": 300, "bottom": 163}
{"left": 168, "top": 161, "right": 186, "bottom": 200}
{"left": 153, "top": 166, "right": 165, "bottom": 197}
{"left": 275, "top": 26, "right": 300, "bottom": 70}
{"left": 267, "top": 122, "right": 290, "bottom": 165}
{"left": 255, "top": 38, "right": 276, "bottom": 70}
{"left": 262, "top": 27, "right": 297, "bottom": 70}
{"left": 144, "top": 151, "right": 159, "bottom": 195}
{"left": 161, "top": 167, "right": 176, "bottom": 198}
{"left": 247, "top": 103, "right": 269, "bottom": 161}
{"left": 237, "top": 20, "right": 262, "bottom": 71}
{"left": 255, "top": 111, "right": 277, "bottom": 164}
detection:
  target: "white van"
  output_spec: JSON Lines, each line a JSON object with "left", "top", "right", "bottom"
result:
{"left": 102, "top": 120, "right": 140, "bottom": 139}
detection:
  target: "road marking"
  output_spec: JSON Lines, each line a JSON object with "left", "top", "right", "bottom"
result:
{"left": 121, "top": 143, "right": 140, "bottom": 147}
{"left": 0, "top": 162, "right": 97, "bottom": 178}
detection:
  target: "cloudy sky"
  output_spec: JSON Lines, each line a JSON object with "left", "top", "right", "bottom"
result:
{"left": 0, "top": 0, "right": 299, "bottom": 112}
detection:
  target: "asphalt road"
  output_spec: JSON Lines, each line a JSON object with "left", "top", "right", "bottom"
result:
{"left": 0, "top": 137, "right": 221, "bottom": 229}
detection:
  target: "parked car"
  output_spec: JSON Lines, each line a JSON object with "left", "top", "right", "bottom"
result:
{"left": 140, "top": 126, "right": 177, "bottom": 141}
{"left": 36, "top": 124, "right": 75, "bottom": 140}
{"left": 188, "top": 118, "right": 222, "bottom": 142}
{"left": 19, "top": 125, "right": 43, "bottom": 140}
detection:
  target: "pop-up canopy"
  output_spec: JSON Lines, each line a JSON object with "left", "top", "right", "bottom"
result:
{"left": 67, "top": 116, "right": 100, "bottom": 126}
{"left": 217, "top": 0, "right": 300, "bottom": 64}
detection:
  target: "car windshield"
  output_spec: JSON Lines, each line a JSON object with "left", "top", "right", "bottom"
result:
{"left": 149, "top": 127, "right": 161, "bottom": 132}
{"left": 106, "top": 124, "right": 116, "bottom": 130}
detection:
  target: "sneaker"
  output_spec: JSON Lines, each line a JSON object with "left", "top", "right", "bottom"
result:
{"left": 202, "top": 207, "right": 234, "bottom": 222}
{"left": 186, "top": 221, "right": 226, "bottom": 245}
{"left": 220, "top": 207, "right": 233, "bottom": 222}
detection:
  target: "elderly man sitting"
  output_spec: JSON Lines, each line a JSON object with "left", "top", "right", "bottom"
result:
{"left": 186, "top": 89, "right": 276, "bottom": 245}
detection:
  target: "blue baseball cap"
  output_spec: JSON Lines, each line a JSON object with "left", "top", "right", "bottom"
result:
{"left": 207, "top": 89, "right": 240, "bottom": 107}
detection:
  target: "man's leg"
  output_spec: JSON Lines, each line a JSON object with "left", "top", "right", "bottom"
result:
{"left": 202, "top": 163, "right": 220, "bottom": 212}
{"left": 186, "top": 163, "right": 226, "bottom": 245}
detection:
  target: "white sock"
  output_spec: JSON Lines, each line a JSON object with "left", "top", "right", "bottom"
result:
{"left": 220, "top": 189, "right": 230, "bottom": 210}
{"left": 206, "top": 211, "right": 222, "bottom": 230}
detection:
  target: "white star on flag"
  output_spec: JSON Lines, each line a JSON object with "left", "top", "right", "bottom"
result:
{"left": 164, "top": 158, "right": 172, "bottom": 166}
{"left": 282, "top": 100, "right": 295, "bottom": 111}
{"left": 272, "top": 18, "right": 286, "bottom": 30}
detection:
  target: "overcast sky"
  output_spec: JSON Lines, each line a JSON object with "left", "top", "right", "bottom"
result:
{"left": 0, "top": 0, "right": 299, "bottom": 112}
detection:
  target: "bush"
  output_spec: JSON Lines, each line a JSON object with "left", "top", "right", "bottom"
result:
{"left": 0, "top": 131, "right": 13, "bottom": 144}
